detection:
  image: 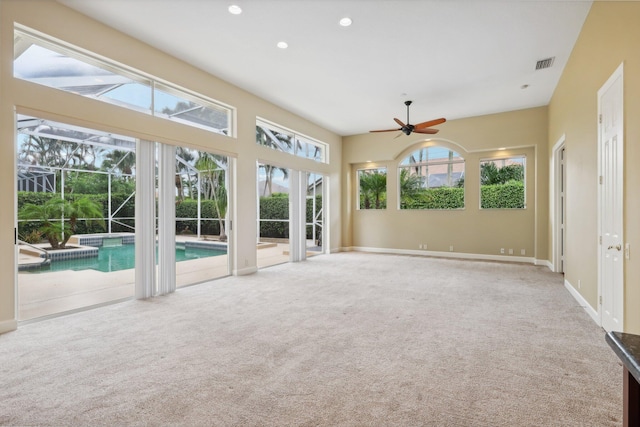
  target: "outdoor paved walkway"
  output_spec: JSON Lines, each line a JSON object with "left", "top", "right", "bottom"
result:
{"left": 18, "top": 239, "right": 293, "bottom": 321}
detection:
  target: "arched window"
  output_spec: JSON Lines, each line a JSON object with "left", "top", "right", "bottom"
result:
{"left": 398, "top": 146, "right": 465, "bottom": 210}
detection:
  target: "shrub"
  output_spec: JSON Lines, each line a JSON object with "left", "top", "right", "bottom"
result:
{"left": 480, "top": 181, "right": 525, "bottom": 209}
{"left": 401, "top": 187, "right": 464, "bottom": 210}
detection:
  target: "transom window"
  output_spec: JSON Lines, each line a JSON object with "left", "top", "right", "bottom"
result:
{"left": 480, "top": 156, "right": 526, "bottom": 209}
{"left": 13, "top": 28, "right": 233, "bottom": 136}
{"left": 256, "top": 119, "right": 327, "bottom": 163}
{"left": 398, "top": 146, "right": 465, "bottom": 210}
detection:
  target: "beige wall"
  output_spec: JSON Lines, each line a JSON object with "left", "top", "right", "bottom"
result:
{"left": 342, "top": 107, "right": 549, "bottom": 260}
{"left": 0, "top": 0, "right": 342, "bottom": 333}
{"left": 548, "top": 1, "right": 640, "bottom": 333}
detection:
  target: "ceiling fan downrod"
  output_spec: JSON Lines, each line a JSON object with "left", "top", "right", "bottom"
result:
{"left": 404, "top": 100, "right": 413, "bottom": 135}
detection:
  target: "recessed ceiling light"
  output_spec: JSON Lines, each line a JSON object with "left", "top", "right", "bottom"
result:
{"left": 228, "top": 5, "right": 242, "bottom": 15}
{"left": 339, "top": 17, "right": 352, "bottom": 27}
{"left": 277, "top": 41, "right": 288, "bottom": 49}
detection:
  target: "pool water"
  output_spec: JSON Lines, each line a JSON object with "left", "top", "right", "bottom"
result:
{"left": 34, "top": 244, "right": 226, "bottom": 273}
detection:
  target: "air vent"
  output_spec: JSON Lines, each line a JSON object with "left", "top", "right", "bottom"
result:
{"left": 535, "top": 57, "right": 555, "bottom": 70}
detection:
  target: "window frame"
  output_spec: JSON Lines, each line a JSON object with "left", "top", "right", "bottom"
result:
{"left": 478, "top": 155, "right": 527, "bottom": 210}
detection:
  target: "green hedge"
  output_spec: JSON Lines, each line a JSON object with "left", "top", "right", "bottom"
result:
{"left": 400, "top": 183, "right": 524, "bottom": 210}
{"left": 480, "top": 181, "right": 525, "bottom": 209}
{"left": 401, "top": 187, "right": 464, "bottom": 210}
{"left": 175, "top": 199, "right": 221, "bottom": 235}
{"left": 259, "top": 196, "right": 289, "bottom": 238}
{"left": 258, "top": 194, "right": 322, "bottom": 239}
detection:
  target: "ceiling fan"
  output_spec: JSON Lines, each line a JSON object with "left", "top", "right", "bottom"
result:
{"left": 370, "top": 100, "right": 446, "bottom": 136}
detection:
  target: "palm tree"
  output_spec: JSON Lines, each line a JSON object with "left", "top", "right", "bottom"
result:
{"left": 399, "top": 169, "right": 422, "bottom": 199}
{"left": 18, "top": 197, "right": 69, "bottom": 249}
{"left": 61, "top": 197, "right": 106, "bottom": 247}
{"left": 18, "top": 135, "right": 63, "bottom": 167}
{"left": 175, "top": 147, "right": 195, "bottom": 201}
{"left": 259, "top": 164, "right": 289, "bottom": 196}
{"left": 18, "top": 196, "right": 105, "bottom": 249}
{"left": 481, "top": 162, "right": 524, "bottom": 185}
{"left": 195, "top": 152, "right": 228, "bottom": 241}
{"left": 359, "top": 171, "right": 387, "bottom": 209}
{"left": 103, "top": 149, "right": 135, "bottom": 177}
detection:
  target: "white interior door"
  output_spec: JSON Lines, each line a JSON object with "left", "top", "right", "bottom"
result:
{"left": 558, "top": 147, "right": 566, "bottom": 274}
{"left": 552, "top": 139, "right": 566, "bottom": 274}
{"left": 598, "top": 63, "right": 624, "bottom": 332}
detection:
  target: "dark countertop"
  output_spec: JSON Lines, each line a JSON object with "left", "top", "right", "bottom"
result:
{"left": 606, "top": 331, "right": 640, "bottom": 383}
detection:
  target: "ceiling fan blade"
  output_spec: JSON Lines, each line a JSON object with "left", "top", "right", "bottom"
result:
{"left": 413, "top": 128, "right": 440, "bottom": 134}
{"left": 370, "top": 128, "right": 402, "bottom": 133}
{"left": 394, "top": 118, "right": 407, "bottom": 128}
{"left": 414, "top": 118, "right": 446, "bottom": 130}
{"left": 394, "top": 132, "right": 404, "bottom": 139}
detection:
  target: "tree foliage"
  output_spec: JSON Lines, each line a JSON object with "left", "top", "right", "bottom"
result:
{"left": 480, "top": 162, "right": 524, "bottom": 185}
{"left": 18, "top": 196, "right": 105, "bottom": 249}
{"left": 359, "top": 170, "right": 387, "bottom": 209}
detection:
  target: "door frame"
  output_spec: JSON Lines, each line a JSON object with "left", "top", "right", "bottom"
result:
{"left": 551, "top": 135, "right": 566, "bottom": 274}
{"left": 597, "top": 62, "right": 624, "bottom": 331}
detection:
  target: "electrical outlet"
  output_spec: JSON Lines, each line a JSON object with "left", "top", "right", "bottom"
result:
{"left": 508, "top": 248, "right": 513, "bottom": 255}
{"left": 449, "top": 245, "right": 454, "bottom": 252}
{"left": 423, "top": 243, "right": 428, "bottom": 250}
{"left": 625, "top": 243, "right": 630, "bottom": 260}
{"left": 521, "top": 249, "right": 525, "bottom": 255}
{"left": 419, "top": 244, "right": 423, "bottom": 249}
{"left": 500, "top": 248, "right": 505, "bottom": 254}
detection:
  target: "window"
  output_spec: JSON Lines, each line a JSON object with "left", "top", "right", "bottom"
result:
{"left": 154, "top": 83, "right": 230, "bottom": 134}
{"left": 256, "top": 119, "right": 327, "bottom": 163}
{"left": 479, "top": 156, "right": 526, "bottom": 209}
{"left": 398, "top": 146, "right": 464, "bottom": 210}
{"left": 14, "top": 28, "right": 232, "bottom": 135}
{"left": 358, "top": 168, "right": 387, "bottom": 210}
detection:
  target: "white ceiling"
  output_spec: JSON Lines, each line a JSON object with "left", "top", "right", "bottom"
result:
{"left": 57, "top": 0, "right": 592, "bottom": 136}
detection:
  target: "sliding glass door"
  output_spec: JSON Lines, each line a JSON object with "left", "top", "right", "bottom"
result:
{"left": 16, "top": 117, "right": 231, "bottom": 320}
{"left": 16, "top": 116, "right": 137, "bottom": 320}
{"left": 174, "top": 147, "right": 230, "bottom": 287}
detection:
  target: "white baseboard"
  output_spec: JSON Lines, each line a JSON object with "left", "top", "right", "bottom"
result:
{"left": 342, "top": 246, "right": 537, "bottom": 264}
{"left": 0, "top": 319, "right": 18, "bottom": 335}
{"left": 234, "top": 266, "right": 258, "bottom": 276}
{"left": 536, "top": 259, "right": 554, "bottom": 270}
{"left": 564, "top": 279, "right": 600, "bottom": 326}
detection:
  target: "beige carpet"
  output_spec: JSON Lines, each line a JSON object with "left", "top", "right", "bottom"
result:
{"left": 0, "top": 252, "right": 622, "bottom": 426}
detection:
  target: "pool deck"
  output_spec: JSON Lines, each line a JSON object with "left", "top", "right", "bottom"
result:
{"left": 18, "top": 236, "right": 297, "bottom": 321}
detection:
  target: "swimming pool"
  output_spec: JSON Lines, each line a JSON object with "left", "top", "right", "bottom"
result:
{"left": 30, "top": 244, "right": 226, "bottom": 273}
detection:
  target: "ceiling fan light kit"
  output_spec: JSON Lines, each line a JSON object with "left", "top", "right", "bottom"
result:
{"left": 370, "top": 100, "right": 446, "bottom": 136}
